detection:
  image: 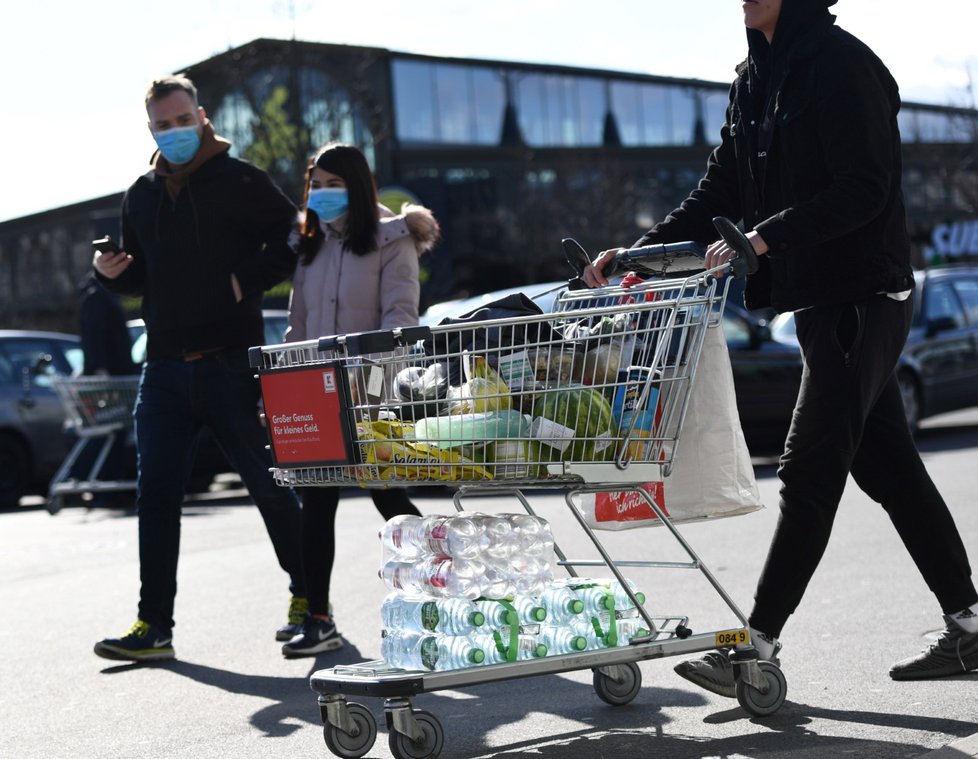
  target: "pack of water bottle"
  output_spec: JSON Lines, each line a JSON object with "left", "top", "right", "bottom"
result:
{"left": 378, "top": 576, "right": 652, "bottom": 671}
{"left": 379, "top": 512, "right": 557, "bottom": 599}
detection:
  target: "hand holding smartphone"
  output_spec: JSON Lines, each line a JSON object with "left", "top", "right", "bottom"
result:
{"left": 92, "top": 236, "right": 121, "bottom": 254}
{"left": 92, "top": 236, "right": 132, "bottom": 279}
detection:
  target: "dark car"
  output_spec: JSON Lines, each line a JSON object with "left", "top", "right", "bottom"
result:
{"left": 0, "top": 330, "right": 83, "bottom": 507}
{"left": 770, "top": 265, "right": 978, "bottom": 431}
{"left": 418, "top": 279, "right": 804, "bottom": 453}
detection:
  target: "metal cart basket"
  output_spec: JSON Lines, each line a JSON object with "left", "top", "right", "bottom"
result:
{"left": 251, "top": 231, "right": 785, "bottom": 758}
{"left": 46, "top": 375, "right": 139, "bottom": 513}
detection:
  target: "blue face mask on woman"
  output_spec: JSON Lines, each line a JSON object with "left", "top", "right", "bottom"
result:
{"left": 153, "top": 125, "right": 201, "bottom": 165}
{"left": 307, "top": 187, "right": 349, "bottom": 223}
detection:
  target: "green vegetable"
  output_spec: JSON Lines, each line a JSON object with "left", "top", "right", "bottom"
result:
{"left": 531, "top": 385, "right": 616, "bottom": 462}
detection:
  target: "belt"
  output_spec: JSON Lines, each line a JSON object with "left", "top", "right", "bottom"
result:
{"left": 181, "top": 347, "right": 225, "bottom": 362}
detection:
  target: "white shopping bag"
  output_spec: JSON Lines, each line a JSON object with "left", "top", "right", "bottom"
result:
{"left": 580, "top": 323, "right": 765, "bottom": 529}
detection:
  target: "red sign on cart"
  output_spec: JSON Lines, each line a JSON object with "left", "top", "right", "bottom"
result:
{"left": 259, "top": 364, "right": 354, "bottom": 466}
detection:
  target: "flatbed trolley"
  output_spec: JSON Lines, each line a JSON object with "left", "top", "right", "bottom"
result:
{"left": 251, "top": 218, "right": 786, "bottom": 758}
{"left": 46, "top": 375, "right": 139, "bottom": 514}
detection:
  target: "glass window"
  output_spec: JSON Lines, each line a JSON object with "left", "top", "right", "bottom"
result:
{"left": 641, "top": 84, "right": 672, "bottom": 145}
{"left": 924, "top": 281, "right": 965, "bottom": 328}
{"left": 435, "top": 64, "right": 472, "bottom": 143}
{"left": 393, "top": 60, "right": 437, "bottom": 143}
{"left": 471, "top": 68, "right": 505, "bottom": 144}
{"left": 610, "top": 81, "right": 642, "bottom": 145}
{"left": 210, "top": 92, "right": 258, "bottom": 155}
{"left": 952, "top": 277, "right": 978, "bottom": 324}
{"left": 516, "top": 74, "right": 606, "bottom": 147}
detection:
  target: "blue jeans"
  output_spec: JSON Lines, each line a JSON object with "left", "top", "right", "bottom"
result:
{"left": 134, "top": 348, "right": 303, "bottom": 631}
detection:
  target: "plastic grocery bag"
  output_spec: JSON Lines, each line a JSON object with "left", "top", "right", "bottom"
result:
{"left": 579, "top": 323, "right": 764, "bottom": 529}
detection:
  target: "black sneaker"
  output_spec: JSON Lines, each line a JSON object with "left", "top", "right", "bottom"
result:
{"left": 94, "top": 620, "right": 174, "bottom": 662}
{"left": 674, "top": 650, "right": 738, "bottom": 698}
{"left": 282, "top": 617, "right": 343, "bottom": 658}
{"left": 890, "top": 616, "right": 978, "bottom": 680}
{"left": 674, "top": 642, "right": 782, "bottom": 698}
{"left": 275, "top": 596, "right": 309, "bottom": 641}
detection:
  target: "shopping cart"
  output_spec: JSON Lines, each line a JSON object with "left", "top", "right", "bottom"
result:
{"left": 46, "top": 374, "right": 140, "bottom": 514}
{"left": 251, "top": 218, "right": 786, "bottom": 758}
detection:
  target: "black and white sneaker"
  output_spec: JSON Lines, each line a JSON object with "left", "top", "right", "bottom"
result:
{"left": 674, "top": 641, "right": 782, "bottom": 698}
{"left": 890, "top": 615, "right": 978, "bottom": 680}
{"left": 282, "top": 617, "right": 343, "bottom": 658}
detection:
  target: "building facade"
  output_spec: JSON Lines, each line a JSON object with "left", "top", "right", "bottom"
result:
{"left": 2, "top": 38, "right": 976, "bottom": 331}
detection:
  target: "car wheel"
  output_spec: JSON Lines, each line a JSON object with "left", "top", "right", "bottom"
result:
{"left": 897, "top": 369, "right": 921, "bottom": 433}
{"left": 0, "top": 433, "right": 30, "bottom": 508}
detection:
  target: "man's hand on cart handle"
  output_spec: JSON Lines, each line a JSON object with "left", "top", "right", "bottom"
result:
{"left": 582, "top": 248, "right": 624, "bottom": 288}
{"left": 706, "top": 230, "right": 769, "bottom": 278}
{"left": 93, "top": 248, "right": 133, "bottom": 279}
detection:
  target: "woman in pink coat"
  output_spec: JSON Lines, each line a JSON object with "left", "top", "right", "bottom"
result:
{"left": 282, "top": 143, "right": 439, "bottom": 657}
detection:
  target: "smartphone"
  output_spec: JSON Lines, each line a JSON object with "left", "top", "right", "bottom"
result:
{"left": 92, "top": 236, "right": 121, "bottom": 254}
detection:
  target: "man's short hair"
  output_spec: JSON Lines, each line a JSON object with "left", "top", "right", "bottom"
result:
{"left": 145, "top": 74, "right": 198, "bottom": 109}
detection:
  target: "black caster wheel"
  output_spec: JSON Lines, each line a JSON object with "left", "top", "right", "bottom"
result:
{"left": 323, "top": 701, "right": 377, "bottom": 758}
{"left": 388, "top": 709, "right": 444, "bottom": 759}
{"left": 592, "top": 662, "right": 642, "bottom": 705}
{"left": 736, "top": 660, "right": 787, "bottom": 717}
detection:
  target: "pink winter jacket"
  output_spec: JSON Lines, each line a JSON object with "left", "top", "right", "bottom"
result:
{"left": 285, "top": 205, "right": 436, "bottom": 343}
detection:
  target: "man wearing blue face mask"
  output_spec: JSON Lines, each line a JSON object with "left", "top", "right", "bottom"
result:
{"left": 91, "top": 74, "right": 307, "bottom": 662}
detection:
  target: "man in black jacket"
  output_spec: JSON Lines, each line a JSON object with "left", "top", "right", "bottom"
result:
{"left": 92, "top": 75, "right": 307, "bottom": 661}
{"left": 586, "top": 0, "right": 978, "bottom": 689}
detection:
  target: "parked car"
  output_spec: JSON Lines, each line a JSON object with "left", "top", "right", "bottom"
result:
{"left": 0, "top": 330, "right": 83, "bottom": 507}
{"left": 418, "top": 279, "right": 803, "bottom": 452}
{"left": 770, "top": 265, "right": 978, "bottom": 431}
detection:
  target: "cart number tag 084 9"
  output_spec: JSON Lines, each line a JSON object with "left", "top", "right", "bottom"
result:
{"left": 715, "top": 629, "right": 750, "bottom": 647}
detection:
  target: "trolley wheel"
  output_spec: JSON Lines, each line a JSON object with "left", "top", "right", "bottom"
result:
{"left": 388, "top": 709, "right": 444, "bottom": 759}
{"left": 323, "top": 702, "right": 377, "bottom": 759}
{"left": 592, "top": 662, "right": 642, "bottom": 706}
{"left": 735, "top": 661, "right": 787, "bottom": 717}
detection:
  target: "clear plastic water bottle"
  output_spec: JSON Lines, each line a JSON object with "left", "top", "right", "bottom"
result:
{"left": 572, "top": 615, "right": 612, "bottom": 650}
{"left": 539, "top": 585, "right": 585, "bottom": 625}
{"left": 473, "top": 514, "right": 520, "bottom": 560}
{"left": 509, "top": 514, "right": 556, "bottom": 560}
{"left": 379, "top": 514, "right": 430, "bottom": 561}
{"left": 570, "top": 583, "right": 615, "bottom": 615}
{"left": 481, "top": 555, "right": 515, "bottom": 599}
{"left": 510, "top": 554, "right": 553, "bottom": 596}
{"left": 428, "top": 514, "right": 488, "bottom": 559}
{"left": 510, "top": 595, "right": 547, "bottom": 623}
{"left": 610, "top": 618, "right": 651, "bottom": 647}
{"left": 474, "top": 599, "right": 519, "bottom": 627}
{"left": 606, "top": 578, "right": 647, "bottom": 611}
{"left": 470, "top": 631, "right": 548, "bottom": 664}
{"left": 381, "top": 593, "right": 487, "bottom": 635}
{"left": 538, "top": 625, "right": 588, "bottom": 655}
{"left": 380, "top": 556, "right": 488, "bottom": 599}
{"left": 381, "top": 630, "right": 486, "bottom": 671}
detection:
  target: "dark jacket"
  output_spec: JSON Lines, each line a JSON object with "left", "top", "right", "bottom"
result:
{"left": 633, "top": 0, "right": 914, "bottom": 313}
{"left": 99, "top": 126, "right": 297, "bottom": 359}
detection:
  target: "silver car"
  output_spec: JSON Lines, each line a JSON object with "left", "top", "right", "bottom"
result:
{"left": 0, "top": 330, "right": 83, "bottom": 507}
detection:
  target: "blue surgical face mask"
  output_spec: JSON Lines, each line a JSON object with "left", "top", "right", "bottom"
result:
{"left": 153, "top": 124, "right": 201, "bottom": 165}
{"left": 307, "top": 187, "right": 349, "bottom": 223}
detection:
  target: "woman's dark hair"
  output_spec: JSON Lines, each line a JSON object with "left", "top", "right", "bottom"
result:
{"left": 297, "top": 143, "right": 379, "bottom": 264}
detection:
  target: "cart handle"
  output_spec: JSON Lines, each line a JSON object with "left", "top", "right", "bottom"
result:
{"left": 563, "top": 216, "right": 758, "bottom": 289}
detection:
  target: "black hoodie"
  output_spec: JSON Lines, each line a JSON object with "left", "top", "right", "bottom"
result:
{"left": 634, "top": 0, "right": 914, "bottom": 313}
{"left": 99, "top": 125, "right": 298, "bottom": 359}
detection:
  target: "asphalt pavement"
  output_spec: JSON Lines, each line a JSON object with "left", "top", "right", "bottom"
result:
{"left": 2, "top": 410, "right": 977, "bottom": 759}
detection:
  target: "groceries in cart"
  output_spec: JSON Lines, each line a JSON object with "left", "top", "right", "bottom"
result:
{"left": 377, "top": 513, "right": 650, "bottom": 672}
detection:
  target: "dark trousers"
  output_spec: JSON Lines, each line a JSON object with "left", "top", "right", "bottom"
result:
{"left": 300, "top": 486, "right": 421, "bottom": 617}
{"left": 134, "top": 350, "right": 304, "bottom": 631}
{"left": 749, "top": 295, "right": 977, "bottom": 638}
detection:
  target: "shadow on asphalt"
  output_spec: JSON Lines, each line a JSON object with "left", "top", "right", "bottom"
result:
{"left": 96, "top": 642, "right": 372, "bottom": 738}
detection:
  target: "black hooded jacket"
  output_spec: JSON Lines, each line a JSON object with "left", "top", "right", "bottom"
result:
{"left": 99, "top": 126, "right": 298, "bottom": 360}
{"left": 633, "top": 0, "right": 914, "bottom": 313}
